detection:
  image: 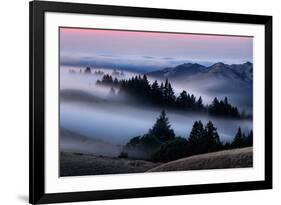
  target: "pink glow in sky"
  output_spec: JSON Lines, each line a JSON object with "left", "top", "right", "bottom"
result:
{"left": 60, "top": 27, "right": 253, "bottom": 66}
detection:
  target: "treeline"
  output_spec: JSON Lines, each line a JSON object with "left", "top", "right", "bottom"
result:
{"left": 81, "top": 67, "right": 125, "bottom": 76}
{"left": 96, "top": 74, "right": 119, "bottom": 86}
{"left": 120, "top": 110, "right": 253, "bottom": 162}
{"left": 97, "top": 74, "right": 244, "bottom": 118}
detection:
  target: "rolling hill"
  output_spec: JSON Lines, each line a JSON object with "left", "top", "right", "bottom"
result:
{"left": 148, "top": 147, "right": 253, "bottom": 172}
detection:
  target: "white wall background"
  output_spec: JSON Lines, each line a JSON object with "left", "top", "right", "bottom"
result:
{"left": 0, "top": 0, "right": 279, "bottom": 204}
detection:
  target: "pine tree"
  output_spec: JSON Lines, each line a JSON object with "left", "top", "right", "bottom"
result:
{"left": 189, "top": 121, "right": 205, "bottom": 143}
{"left": 167, "top": 82, "right": 176, "bottom": 105}
{"left": 211, "top": 97, "right": 219, "bottom": 108}
{"left": 224, "top": 97, "right": 229, "bottom": 105}
{"left": 151, "top": 80, "right": 159, "bottom": 91}
{"left": 85, "top": 67, "right": 91, "bottom": 74}
{"left": 190, "top": 94, "right": 196, "bottom": 106}
{"left": 188, "top": 120, "right": 222, "bottom": 155}
{"left": 177, "top": 90, "right": 188, "bottom": 109}
{"left": 247, "top": 130, "right": 253, "bottom": 146}
{"left": 204, "top": 121, "right": 222, "bottom": 152}
{"left": 151, "top": 80, "right": 162, "bottom": 104}
{"left": 160, "top": 82, "right": 164, "bottom": 99}
{"left": 142, "top": 75, "right": 150, "bottom": 92}
{"left": 148, "top": 110, "right": 175, "bottom": 142}
{"left": 232, "top": 127, "right": 245, "bottom": 148}
{"left": 196, "top": 96, "right": 204, "bottom": 110}
{"left": 186, "top": 93, "right": 192, "bottom": 108}
{"left": 208, "top": 96, "right": 240, "bottom": 118}
{"left": 101, "top": 74, "right": 114, "bottom": 85}
{"left": 188, "top": 120, "right": 205, "bottom": 154}
{"left": 113, "top": 78, "right": 119, "bottom": 85}
{"left": 163, "top": 79, "right": 169, "bottom": 103}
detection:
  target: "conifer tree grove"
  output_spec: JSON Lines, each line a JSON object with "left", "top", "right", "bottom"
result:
{"left": 148, "top": 110, "right": 175, "bottom": 142}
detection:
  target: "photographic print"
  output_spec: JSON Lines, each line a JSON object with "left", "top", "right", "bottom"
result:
{"left": 30, "top": 1, "right": 272, "bottom": 203}
{"left": 59, "top": 28, "right": 254, "bottom": 177}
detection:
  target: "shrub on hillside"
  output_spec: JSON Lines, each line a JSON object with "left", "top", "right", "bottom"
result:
{"left": 153, "top": 137, "right": 190, "bottom": 162}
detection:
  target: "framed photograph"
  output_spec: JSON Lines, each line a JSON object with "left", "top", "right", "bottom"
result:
{"left": 29, "top": 1, "right": 272, "bottom": 204}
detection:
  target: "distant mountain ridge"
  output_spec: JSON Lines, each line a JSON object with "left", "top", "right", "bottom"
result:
{"left": 149, "top": 63, "right": 206, "bottom": 78}
{"left": 147, "top": 62, "right": 253, "bottom": 82}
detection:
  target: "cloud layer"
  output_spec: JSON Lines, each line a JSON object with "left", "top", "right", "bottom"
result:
{"left": 60, "top": 27, "right": 253, "bottom": 71}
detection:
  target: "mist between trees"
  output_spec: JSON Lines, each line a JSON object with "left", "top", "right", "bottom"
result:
{"left": 120, "top": 110, "right": 253, "bottom": 162}
{"left": 96, "top": 74, "right": 251, "bottom": 119}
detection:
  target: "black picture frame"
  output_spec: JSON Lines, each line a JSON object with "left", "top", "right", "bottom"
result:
{"left": 29, "top": 1, "right": 272, "bottom": 204}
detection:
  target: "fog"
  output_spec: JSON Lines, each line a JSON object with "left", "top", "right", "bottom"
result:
{"left": 61, "top": 101, "right": 252, "bottom": 143}
{"left": 60, "top": 66, "right": 252, "bottom": 156}
{"left": 60, "top": 128, "right": 122, "bottom": 157}
{"left": 174, "top": 80, "right": 252, "bottom": 114}
{"left": 61, "top": 66, "right": 251, "bottom": 106}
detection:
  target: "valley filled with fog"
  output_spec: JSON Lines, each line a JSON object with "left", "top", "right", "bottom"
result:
{"left": 60, "top": 66, "right": 253, "bottom": 157}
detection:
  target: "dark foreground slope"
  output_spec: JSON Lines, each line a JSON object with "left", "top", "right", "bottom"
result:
{"left": 148, "top": 147, "right": 253, "bottom": 172}
{"left": 60, "top": 152, "right": 160, "bottom": 176}
{"left": 60, "top": 147, "right": 252, "bottom": 176}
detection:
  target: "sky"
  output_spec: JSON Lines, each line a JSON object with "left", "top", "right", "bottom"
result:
{"left": 60, "top": 27, "right": 253, "bottom": 72}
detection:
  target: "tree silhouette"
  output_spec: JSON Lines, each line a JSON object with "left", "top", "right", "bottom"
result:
{"left": 84, "top": 67, "right": 91, "bottom": 74}
{"left": 96, "top": 74, "right": 114, "bottom": 86}
{"left": 224, "top": 96, "right": 229, "bottom": 105}
{"left": 142, "top": 75, "right": 151, "bottom": 97}
{"left": 186, "top": 93, "right": 196, "bottom": 108}
{"left": 148, "top": 110, "right": 175, "bottom": 142}
{"left": 122, "top": 112, "right": 251, "bottom": 161}
{"left": 188, "top": 120, "right": 205, "bottom": 154}
{"left": 96, "top": 73, "right": 244, "bottom": 118}
{"left": 204, "top": 121, "right": 222, "bottom": 152}
{"left": 167, "top": 82, "right": 176, "bottom": 105}
{"left": 231, "top": 127, "right": 245, "bottom": 148}
{"left": 247, "top": 130, "right": 253, "bottom": 146}
{"left": 163, "top": 79, "right": 169, "bottom": 103}
{"left": 196, "top": 96, "right": 204, "bottom": 110}
{"left": 160, "top": 82, "right": 164, "bottom": 98}
{"left": 113, "top": 78, "right": 119, "bottom": 85}
{"left": 209, "top": 96, "right": 240, "bottom": 118}
{"left": 176, "top": 90, "right": 189, "bottom": 109}
{"left": 188, "top": 120, "right": 221, "bottom": 155}
{"left": 230, "top": 128, "right": 253, "bottom": 148}
{"left": 151, "top": 80, "right": 163, "bottom": 104}
{"left": 153, "top": 137, "right": 189, "bottom": 162}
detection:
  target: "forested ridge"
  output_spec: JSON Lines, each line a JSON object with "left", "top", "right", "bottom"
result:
{"left": 97, "top": 74, "right": 249, "bottom": 118}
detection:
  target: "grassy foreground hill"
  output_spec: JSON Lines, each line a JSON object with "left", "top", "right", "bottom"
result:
{"left": 148, "top": 147, "right": 252, "bottom": 172}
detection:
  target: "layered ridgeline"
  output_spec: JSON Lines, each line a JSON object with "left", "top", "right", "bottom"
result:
{"left": 96, "top": 74, "right": 249, "bottom": 118}
{"left": 120, "top": 110, "right": 253, "bottom": 162}
{"left": 147, "top": 62, "right": 253, "bottom": 82}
